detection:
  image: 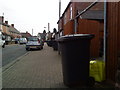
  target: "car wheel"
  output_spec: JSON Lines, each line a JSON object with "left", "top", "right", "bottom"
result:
{"left": 41, "top": 46, "right": 43, "bottom": 49}
{"left": 26, "top": 48, "right": 30, "bottom": 51}
{"left": 87, "top": 77, "right": 95, "bottom": 87}
{"left": 2, "top": 44, "right": 5, "bottom": 48}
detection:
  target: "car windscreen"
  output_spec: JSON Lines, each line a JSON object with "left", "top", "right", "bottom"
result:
{"left": 15, "top": 38, "right": 19, "bottom": 40}
{"left": 20, "top": 38, "right": 26, "bottom": 40}
{"left": 28, "top": 37, "right": 38, "bottom": 41}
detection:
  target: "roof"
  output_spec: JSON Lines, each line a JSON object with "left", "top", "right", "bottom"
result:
{"left": 80, "top": 10, "right": 104, "bottom": 20}
{"left": 2, "top": 23, "right": 10, "bottom": 27}
{"left": 9, "top": 26, "right": 20, "bottom": 34}
{"left": 57, "top": 2, "right": 71, "bottom": 24}
{"left": 62, "top": 2, "right": 71, "bottom": 17}
{"left": 21, "top": 32, "right": 32, "bottom": 37}
{"left": 57, "top": 16, "right": 64, "bottom": 24}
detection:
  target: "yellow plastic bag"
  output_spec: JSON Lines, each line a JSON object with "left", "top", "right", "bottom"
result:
{"left": 90, "top": 60, "right": 105, "bottom": 82}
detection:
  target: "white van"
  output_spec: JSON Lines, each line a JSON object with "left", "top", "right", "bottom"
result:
{"left": 0, "top": 31, "right": 5, "bottom": 48}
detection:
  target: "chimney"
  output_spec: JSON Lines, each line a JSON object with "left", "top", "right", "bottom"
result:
{"left": 11, "top": 24, "right": 14, "bottom": 27}
{"left": 5, "top": 21, "right": 8, "bottom": 24}
{"left": 1, "top": 16, "right": 4, "bottom": 23}
{"left": 0, "top": 16, "right": 4, "bottom": 23}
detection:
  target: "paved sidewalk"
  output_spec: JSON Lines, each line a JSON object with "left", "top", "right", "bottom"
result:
{"left": 2, "top": 43, "right": 116, "bottom": 89}
{"left": 2, "top": 43, "right": 67, "bottom": 88}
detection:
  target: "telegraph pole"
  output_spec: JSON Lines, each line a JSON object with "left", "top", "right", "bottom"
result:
{"left": 2, "top": 13, "right": 4, "bottom": 16}
{"left": 59, "top": 0, "right": 61, "bottom": 19}
{"left": 32, "top": 28, "right": 33, "bottom": 36}
{"left": 58, "top": 0, "right": 61, "bottom": 37}
{"left": 48, "top": 23, "right": 50, "bottom": 32}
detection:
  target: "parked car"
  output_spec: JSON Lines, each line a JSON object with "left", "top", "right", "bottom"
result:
{"left": 26, "top": 37, "right": 43, "bottom": 51}
{"left": 0, "top": 31, "right": 5, "bottom": 48}
{"left": 14, "top": 38, "right": 20, "bottom": 44}
{"left": 19, "top": 38, "right": 27, "bottom": 44}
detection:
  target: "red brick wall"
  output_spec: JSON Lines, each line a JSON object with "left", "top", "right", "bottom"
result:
{"left": 63, "top": 2, "right": 75, "bottom": 35}
{"left": 64, "top": 20, "right": 74, "bottom": 35}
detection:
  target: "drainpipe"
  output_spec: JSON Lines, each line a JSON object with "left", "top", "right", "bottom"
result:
{"left": 104, "top": 0, "right": 107, "bottom": 62}
{"left": 74, "top": 18, "right": 77, "bottom": 34}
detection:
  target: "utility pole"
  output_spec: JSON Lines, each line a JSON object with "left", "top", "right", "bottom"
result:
{"left": 58, "top": 0, "right": 61, "bottom": 37}
{"left": 59, "top": 0, "right": 61, "bottom": 19}
{"left": 32, "top": 28, "right": 33, "bottom": 36}
{"left": 48, "top": 23, "right": 50, "bottom": 32}
{"left": 2, "top": 13, "right": 4, "bottom": 16}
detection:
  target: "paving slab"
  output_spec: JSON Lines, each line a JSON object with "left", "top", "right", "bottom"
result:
{"left": 2, "top": 43, "right": 67, "bottom": 88}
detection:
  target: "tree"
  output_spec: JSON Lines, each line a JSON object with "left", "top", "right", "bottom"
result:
{"left": 53, "top": 28, "right": 57, "bottom": 34}
{"left": 43, "top": 30, "right": 46, "bottom": 34}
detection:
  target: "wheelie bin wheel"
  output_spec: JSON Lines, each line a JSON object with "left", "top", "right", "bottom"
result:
{"left": 87, "top": 77, "right": 95, "bottom": 87}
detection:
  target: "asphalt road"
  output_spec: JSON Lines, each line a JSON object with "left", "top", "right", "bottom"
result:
{"left": 2, "top": 44, "right": 28, "bottom": 67}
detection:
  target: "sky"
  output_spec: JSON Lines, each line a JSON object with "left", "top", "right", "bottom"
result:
{"left": 0, "top": 0, "right": 70, "bottom": 36}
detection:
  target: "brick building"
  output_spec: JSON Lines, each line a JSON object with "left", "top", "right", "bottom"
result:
{"left": 58, "top": 1, "right": 120, "bottom": 87}
{"left": 20, "top": 31, "right": 32, "bottom": 39}
{"left": 58, "top": 2, "right": 104, "bottom": 58}
{"left": 0, "top": 16, "right": 21, "bottom": 42}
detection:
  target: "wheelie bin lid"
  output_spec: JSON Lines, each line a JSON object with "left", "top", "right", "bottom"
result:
{"left": 57, "top": 34, "right": 95, "bottom": 42}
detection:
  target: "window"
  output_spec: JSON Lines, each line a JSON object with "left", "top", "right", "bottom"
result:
{"left": 64, "top": 13, "right": 67, "bottom": 25}
{"left": 70, "top": 6, "right": 73, "bottom": 19}
{"left": 28, "top": 37, "right": 38, "bottom": 41}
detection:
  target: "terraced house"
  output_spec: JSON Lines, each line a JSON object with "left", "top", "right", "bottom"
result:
{"left": 0, "top": 16, "right": 21, "bottom": 44}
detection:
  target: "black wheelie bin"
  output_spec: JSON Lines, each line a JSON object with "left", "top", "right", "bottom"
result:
{"left": 46, "top": 40, "right": 53, "bottom": 47}
{"left": 57, "top": 34, "right": 95, "bottom": 87}
{"left": 52, "top": 40, "right": 58, "bottom": 51}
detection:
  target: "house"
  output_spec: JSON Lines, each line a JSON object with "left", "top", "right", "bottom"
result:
{"left": 0, "top": 17, "right": 11, "bottom": 42}
{"left": 58, "top": 1, "right": 120, "bottom": 86}
{"left": 37, "top": 32, "right": 46, "bottom": 41}
{"left": 9, "top": 24, "right": 21, "bottom": 38}
{"left": 46, "top": 31, "right": 52, "bottom": 40}
{"left": 58, "top": 2, "right": 104, "bottom": 58}
{"left": 20, "top": 31, "right": 32, "bottom": 39}
{"left": 0, "top": 16, "right": 21, "bottom": 43}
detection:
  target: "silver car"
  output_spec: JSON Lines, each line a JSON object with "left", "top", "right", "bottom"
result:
{"left": 26, "top": 37, "right": 43, "bottom": 51}
{"left": 19, "top": 38, "right": 27, "bottom": 44}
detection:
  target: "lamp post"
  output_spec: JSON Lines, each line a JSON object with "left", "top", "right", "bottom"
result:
{"left": 47, "top": 23, "right": 50, "bottom": 32}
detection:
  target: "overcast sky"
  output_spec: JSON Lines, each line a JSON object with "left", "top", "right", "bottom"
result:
{"left": 0, "top": 0, "right": 70, "bottom": 35}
